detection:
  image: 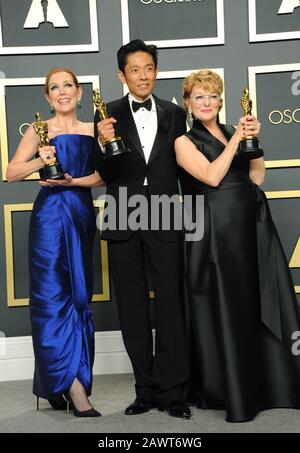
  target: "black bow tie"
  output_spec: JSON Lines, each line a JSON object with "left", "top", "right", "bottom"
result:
{"left": 132, "top": 98, "right": 152, "bottom": 112}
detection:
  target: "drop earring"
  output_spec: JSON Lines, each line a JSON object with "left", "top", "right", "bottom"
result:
{"left": 50, "top": 105, "right": 55, "bottom": 114}
{"left": 188, "top": 108, "right": 193, "bottom": 122}
{"left": 77, "top": 99, "right": 81, "bottom": 109}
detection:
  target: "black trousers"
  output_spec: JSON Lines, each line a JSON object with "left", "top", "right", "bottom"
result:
{"left": 108, "top": 229, "right": 190, "bottom": 404}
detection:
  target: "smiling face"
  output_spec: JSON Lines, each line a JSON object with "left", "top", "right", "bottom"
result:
{"left": 46, "top": 71, "right": 82, "bottom": 114}
{"left": 118, "top": 51, "right": 158, "bottom": 101}
{"left": 188, "top": 85, "right": 222, "bottom": 123}
{"left": 183, "top": 70, "right": 224, "bottom": 124}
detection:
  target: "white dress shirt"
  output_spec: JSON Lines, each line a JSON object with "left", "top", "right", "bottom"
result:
{"left": 128, "top": 93, "right": 157, "bottom": 185}
{"left": 98, "top": 94, "right": 158, "bottom": 185}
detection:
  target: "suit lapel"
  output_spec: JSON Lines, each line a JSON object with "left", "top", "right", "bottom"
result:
{"left": 148, "top": 96, "right": 171, "bottom": 165}
{"left": 116, "top": 95, "right": 145, "bottom": 161}
{"left": 114, "top": 95, "right": 172, "bottom": 164}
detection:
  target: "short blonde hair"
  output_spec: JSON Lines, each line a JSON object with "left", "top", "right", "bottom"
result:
{"left": 44, "top": 67, "right": 80, "bottom": 95}
{"left": 183, "top": 69, "right": 223, "bottom": 110}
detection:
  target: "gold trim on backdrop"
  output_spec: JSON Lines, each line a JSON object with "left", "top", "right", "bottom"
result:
{"left": 92, "top": 199, "right": 110, "bottom": 302}
{"left": 265, "top": 191, "right": 300, "bottom": 199}
{"left": 4, "top": 204, "right": 32, "bottom": 307}
{"left": 289, "top": 235, "right": 300, "bottom": 295}
{"left": 290, "top": 236, "right": 300, "bottom": 268}
{"left": 122, "top": 68, "right": 226, "bottom": 124}
{"left": 0, "top": 0, "right": 99, "bottom": 54}
{"left": 265, "top": 160, "right": 300, "bottom": 169}
{"left": 4, "top": 200, "right": 109, "bottom": 307}
{"left": 0, "top": 76, "right": 100, "bottom": 182}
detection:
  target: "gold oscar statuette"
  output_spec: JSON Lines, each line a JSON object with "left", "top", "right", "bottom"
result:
{"left": 93, "top": 89, "right": 130, "bottom": 160}
{"left": 238, "top": 89, "right": 264, "bottom": 160}
{"left": 33, "top": 112, "right": 64, "bottom": 179}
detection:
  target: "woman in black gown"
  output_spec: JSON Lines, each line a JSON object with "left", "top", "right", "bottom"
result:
{"left": 176, "top": 69, "right": 300, "bottom": 422}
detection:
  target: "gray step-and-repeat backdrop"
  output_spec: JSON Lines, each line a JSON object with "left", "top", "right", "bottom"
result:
{"left": 0, "top": 0, "right": 300, "bottom": 339}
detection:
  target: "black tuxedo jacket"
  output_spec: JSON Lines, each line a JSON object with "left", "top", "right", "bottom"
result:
{"left": 94, "top": 94, "right": 187, "bottom": 241}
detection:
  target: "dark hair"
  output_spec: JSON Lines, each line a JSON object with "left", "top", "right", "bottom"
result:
{"left": 117, "top": 39, "right": 158, "bottom": 73}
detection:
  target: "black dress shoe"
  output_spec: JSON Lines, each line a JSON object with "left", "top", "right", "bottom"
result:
{"left": 125, "top": 397, "right": 154, "bottom": 415}
{"left": 158, "top": 401, "right": 191, "bottom": 419}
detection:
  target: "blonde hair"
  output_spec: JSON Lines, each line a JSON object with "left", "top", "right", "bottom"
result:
{"left": 44, "top": 67, "right": 80, "bottom": 95}
{"left": 183, "top": 69, "right": 223, "bottom": 110}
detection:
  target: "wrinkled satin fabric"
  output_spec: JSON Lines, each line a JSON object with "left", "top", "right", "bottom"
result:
{"left": 180, "top": 121, "right": 300, "bottom": 421}
{"left": 29, "top": 135, "right": 96, "bottom": 399}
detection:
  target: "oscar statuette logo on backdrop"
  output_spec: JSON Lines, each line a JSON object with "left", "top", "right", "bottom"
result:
{"left": 249, "top": 0, "right": 300, "bottom": 42}
{"left": 278, "top": 0, "right": 300, "bottom": 14}
{"left": 0, "top": 0, "right": 99, "bottom": 54}
{"left": 24, "top": 0, "right": 69, "bottom": 28}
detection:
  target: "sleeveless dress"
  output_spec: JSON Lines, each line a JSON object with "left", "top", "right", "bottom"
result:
{"left": 179, "top": 120, "right": 300, "bottom": 422}
{"left": 29, "top": 134, "right": 96, "bottom": 399}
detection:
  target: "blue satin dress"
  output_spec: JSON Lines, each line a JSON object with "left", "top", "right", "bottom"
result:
{"left": 29, "top": 134, "right": 96, "bottom": 399}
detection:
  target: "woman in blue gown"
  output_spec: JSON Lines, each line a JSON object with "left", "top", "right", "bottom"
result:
{"left": 176, "top": 69, "right": 300, "bottom": 422}
{"left": 7, "top": 68, "right": 104, "bottom": 417}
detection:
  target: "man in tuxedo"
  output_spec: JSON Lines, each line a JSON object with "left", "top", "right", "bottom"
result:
{"left": 95, "top": 39, "right": 190, "bottom": 419}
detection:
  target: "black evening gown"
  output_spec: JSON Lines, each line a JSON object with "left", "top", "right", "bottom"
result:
{"left": 179, "top": 120, "right": 300, "bottom": 422}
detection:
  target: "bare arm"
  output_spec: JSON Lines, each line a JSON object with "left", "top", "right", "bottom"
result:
{"left": 6, "top": 125, "right": 44, "bottom": 182}
{"left": 176, "top": 116, "right": 261, "bottom": 187}
{"left": 249, "top": 157, "right": 265, "bottom": 186}
{"left": 73, "top": 171, "right": 105, "bottom": 187}
{"left": 175, "top": 134, "right": 239, "bottom": 187}
{"left": 176, "top": 118, "right": 250, "bottom": 187}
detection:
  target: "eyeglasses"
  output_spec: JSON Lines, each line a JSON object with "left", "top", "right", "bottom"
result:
{"left": 190, "top": 94, "right": 221, "bottom": 104}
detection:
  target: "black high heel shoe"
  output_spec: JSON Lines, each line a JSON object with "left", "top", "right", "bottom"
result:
{"left": 36, "top": 395, "right": 68, "bottom": 411}
{"left": 63, "top": 394, "right": 101, "bottom": 417}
